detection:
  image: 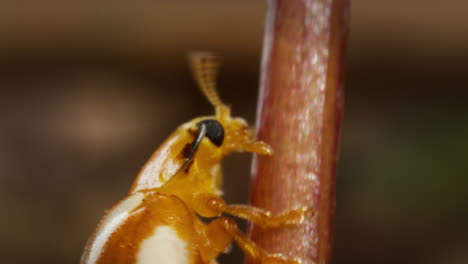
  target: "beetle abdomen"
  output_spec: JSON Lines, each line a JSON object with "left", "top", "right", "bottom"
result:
{"left": 138, "top": 225, "right": 189, "bottom": 264}
{"left": 81, "top": 192, "right": 203, "bottom": 264}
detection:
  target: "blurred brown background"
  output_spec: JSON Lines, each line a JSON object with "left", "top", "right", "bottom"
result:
{"left": 1, "top": 0, "right": 467, "bottom": 263}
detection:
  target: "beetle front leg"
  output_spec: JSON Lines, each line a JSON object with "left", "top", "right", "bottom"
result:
{"left": 221, "top": 203, "right": 312, "bottom": 229}
{"left": 193, "top": 195, "right": 313, "bottom": 229}
{"left": 200, "top": 217, "right": 299, "bottom": 264}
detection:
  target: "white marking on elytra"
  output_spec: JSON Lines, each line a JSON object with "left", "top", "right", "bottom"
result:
{"left": 86, "top": 192, "right": 145, "bottom": 264}
{"left": 137, "top": 225, "right": 189, "bottom": 264}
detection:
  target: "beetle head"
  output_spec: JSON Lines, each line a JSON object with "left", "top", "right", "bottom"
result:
{"left": 187, "top": 51, "right": 273, "bottom": 159}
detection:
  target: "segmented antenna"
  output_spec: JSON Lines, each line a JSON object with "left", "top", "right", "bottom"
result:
{"left": 189, "top": 52, "right": 228, "bottom": 116}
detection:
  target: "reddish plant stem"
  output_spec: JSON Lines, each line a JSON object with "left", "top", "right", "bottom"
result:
{"left": 249, "top": 1, "right": 348, "bottom": 264}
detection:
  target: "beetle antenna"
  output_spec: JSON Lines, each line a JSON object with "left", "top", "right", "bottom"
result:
{"left": 189, "top": 52, "right": 230, "bottom": 118}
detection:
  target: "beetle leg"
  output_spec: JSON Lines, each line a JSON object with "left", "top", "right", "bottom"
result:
{"left": 222, "top": 204, "right": 313, "bottom": 229}
{"left": 201, "top": 217, "right": 299, "bottom": 264}
{"left": 194, "top": 195, "right": 313, "bottom": 229}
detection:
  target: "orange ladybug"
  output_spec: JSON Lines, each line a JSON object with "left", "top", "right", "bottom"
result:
{"left": 80, "top": 52, "right": 312, "bottom": 264}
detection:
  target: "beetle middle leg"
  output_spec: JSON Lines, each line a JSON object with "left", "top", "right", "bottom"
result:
{"left": 199, "top": 217, "right": 299, "bottom": 264}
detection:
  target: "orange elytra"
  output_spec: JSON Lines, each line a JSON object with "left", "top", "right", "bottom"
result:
{"left": 80, "top": 52, "right": 312, "bottom": 264}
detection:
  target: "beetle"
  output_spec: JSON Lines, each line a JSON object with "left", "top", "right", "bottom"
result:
{"left": 80, "top": 52, "right": 312, "bottom": 264}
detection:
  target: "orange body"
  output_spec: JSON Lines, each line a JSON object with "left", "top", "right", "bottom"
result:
{"left": 80, "top": 53, "right": 311, "bottom": 264}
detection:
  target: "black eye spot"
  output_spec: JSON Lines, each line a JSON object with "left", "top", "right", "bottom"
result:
{"left": 197, "top": 119, "right": 224, "bottom": 147}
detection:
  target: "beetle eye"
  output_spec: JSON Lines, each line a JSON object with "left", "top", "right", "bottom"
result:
{"left": 196, "top": 119, "right": 224, "bottom": 147}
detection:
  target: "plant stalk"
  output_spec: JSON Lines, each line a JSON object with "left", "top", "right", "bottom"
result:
{"left": 249, "top": 0, "right": 349, "bottom": 263}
